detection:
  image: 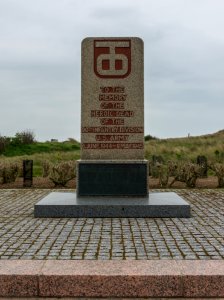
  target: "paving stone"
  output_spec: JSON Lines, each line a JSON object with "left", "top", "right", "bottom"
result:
{"left": 0, "top": 189, "right": 224, "bottom": 259}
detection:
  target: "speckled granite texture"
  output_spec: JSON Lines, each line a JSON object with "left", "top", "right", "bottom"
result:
{"left": 0, "top": 260, "right": 224, "bottom": 297}
{"left": 0, "top": 260, "right": 42, "bottom": 297}
{"left": 81, "top": 37, "right": 144, "bottom": 160}
{"left": 34, "top": 191, "right": 190, "bottom": 218}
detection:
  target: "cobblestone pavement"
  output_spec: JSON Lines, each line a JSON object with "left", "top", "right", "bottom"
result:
{"left": 0, "top": 189, "right": 223, "bottom": 260}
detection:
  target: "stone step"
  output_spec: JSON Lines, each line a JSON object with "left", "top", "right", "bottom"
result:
{"left": 0, "top": 260, "right": 223, "bottom": 298}
{"left": 34, "top": 191, "right": 190, "bottom": 218}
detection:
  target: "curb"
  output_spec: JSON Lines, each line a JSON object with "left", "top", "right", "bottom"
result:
{"left": 0, "top": 260, "right": 224, "bottom": 298}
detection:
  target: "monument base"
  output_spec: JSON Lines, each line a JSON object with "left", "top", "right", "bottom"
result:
{"left": 76, "top": 160, "right": 148, "bottom": 197}
{"left": 34, "top": 192, "right": 190, "bottom": 218}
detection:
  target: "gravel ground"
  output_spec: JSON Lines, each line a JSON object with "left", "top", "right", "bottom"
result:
{"left": 0, "top": 188, "right": 223, "bottom": 260}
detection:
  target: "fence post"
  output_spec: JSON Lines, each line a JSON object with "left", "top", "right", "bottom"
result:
{"left": 23, "top": 160, "right": 33, "bottom": 187}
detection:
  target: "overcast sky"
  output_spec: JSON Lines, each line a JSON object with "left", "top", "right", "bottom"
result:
{"left": 0, "top": 0, "right": 224, "bottom": 141}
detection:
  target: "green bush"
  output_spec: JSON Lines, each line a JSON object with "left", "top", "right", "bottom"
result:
{"left": 14, "top": 130, "right": 35, "bottom": 145}
{"left": 144, "top": 134, "right": 157, "bottom": 141}
{"left": 0, "top": 135, "right": 10, "bottom": 154}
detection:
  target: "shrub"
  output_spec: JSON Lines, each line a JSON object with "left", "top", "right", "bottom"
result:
{"left": 42, "top": 160, "right": 51, "bottom": 178}
{"left": 209, "top": 163, "right": 224, "bottom": 187}
{"left": 150, "top": 155, "right": 164, "bottom": 178}
{"left": 150, "top": 162, "right": 160, "bottom": 178}
{"left": 67, "top": 137, "right": 78, "bottom": 143}
{"left": 0, "top": 135, "right": 10, "bottom": 153}
{"left": 169, "top": 162, "right": 200, "bottom": 188}
{"left": 150, "top": 160, "right": 201, "bottom": 188}
{"left": 49, "top": 161, "right": 76, "bottom": 187}
{"left": 145, "top": 134, "right": 157, "bottom": 141}
{"left": 196, "top": 155, "right": 208, "bottom": 178}
{"left": 157, "top": 164, "right": 169, "bottom": 187}
{"left": 184, "top": 163, "right": 201, "bottom": 187}
{"left": 0, "top": 161, "right": 19, "bottom": 184}
{"left": 15, "top": 130, "right": 35, "bottom": 145}
{"left": 17, "top": 160, "right": 23, "bottom": 177}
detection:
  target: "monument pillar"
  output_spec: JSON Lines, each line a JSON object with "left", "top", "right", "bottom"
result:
{"left": 77, "top": 37, "right": 148, "bottom": 197}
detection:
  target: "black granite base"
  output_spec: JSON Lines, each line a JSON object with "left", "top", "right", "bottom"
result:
{"left": 34, "top": 192, "right": 191, "bottom": 218}
{"left": 77, "top": 161, "right": 148, "bottom": 197}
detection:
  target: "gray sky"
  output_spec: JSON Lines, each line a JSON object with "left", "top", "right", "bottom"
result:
{"left": 0, "top": 0, "right": 224, "bottom": 141}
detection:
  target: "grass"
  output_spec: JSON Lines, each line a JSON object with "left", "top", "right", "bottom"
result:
{"left": 3, "top": 141, "right": 80, "bottom": 157}
{"left": 0, "top": 130, "right": 223, "bottom": 177}
{"left": 145, "top": 130, "right": 224, "bottom": 163}
{"left": 0, "top": 152, "right": 80, "bottom": 177}
{"left": 0, "top": 141, "right": 80, "bottom": 177}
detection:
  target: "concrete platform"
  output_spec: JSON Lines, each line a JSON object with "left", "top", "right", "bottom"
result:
{"left": 34, "top": 192, "right": 190, "bottom": 218}
{"left": 0, "top": 260, "right": 224, "bottom": 298}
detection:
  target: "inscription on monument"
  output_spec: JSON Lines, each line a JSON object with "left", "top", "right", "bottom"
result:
{"left": 81, "top": 38, "right": 144, "bottom": 160}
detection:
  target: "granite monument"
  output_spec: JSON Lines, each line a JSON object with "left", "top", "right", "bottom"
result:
{"left": 34, "top": 37, "right": 190, "bottom": 218}
{"left": 77, "top": 37, "right": 148, "bottom": 197}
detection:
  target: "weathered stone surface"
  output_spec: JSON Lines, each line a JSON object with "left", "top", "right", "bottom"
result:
{"left": 81, "top": 37, "right": 144, "bottom": 160}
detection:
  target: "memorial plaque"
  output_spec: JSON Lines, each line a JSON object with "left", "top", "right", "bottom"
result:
{"left": 78, "top": 162, "right": 148, "bottom": 196}
{"left": 81, "top": 37, "right": 144, "bottom": 160}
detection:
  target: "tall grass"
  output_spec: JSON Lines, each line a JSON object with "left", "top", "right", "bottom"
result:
{"left": 1, "top": 130, "right": 223, "bottom": 177}
{"left": 145, "top": 130, "right": 224, "bottom": 162}
{"left": 0, "top": 151, "right": 80, "bottom": 177}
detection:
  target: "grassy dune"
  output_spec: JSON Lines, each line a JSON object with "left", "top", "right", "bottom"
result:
{"left": 3, "top": 141, "right": 80, "bottom": 157}
{"left": 0, "top": 141, "right": 80, "bottom": 176}
{"left": 145, "top": 130, "right": 224, "bottom": 162}
{"left": 0, "top": 130, "right": 223, "bottom": 176}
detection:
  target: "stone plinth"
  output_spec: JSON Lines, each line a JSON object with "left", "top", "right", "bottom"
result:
{"left": 34, "top": 192, "right": 190, "bottom": 218}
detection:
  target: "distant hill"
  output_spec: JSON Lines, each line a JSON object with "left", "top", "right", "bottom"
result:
{"left": 144, "top": 130, "right": 224, "bottom": 162}
{"left": 1, "top": 130, "right": 223, "bottom": 163}
{"left": 1, "top": 140, "right": 80, "bottom": 157}
{"left": 202, "top": 129, "right": 224, "bottom": 138}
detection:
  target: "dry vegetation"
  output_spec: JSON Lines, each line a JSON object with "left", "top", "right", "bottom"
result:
{"left": 0, "top": 130, "right": 224, "bottom": 188}
{"left": 145, "top": 130, "right": 224, "bottom": 162}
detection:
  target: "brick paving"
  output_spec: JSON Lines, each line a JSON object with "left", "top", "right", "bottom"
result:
{"left": 0, "top": 189, "right": 223, "bottom": 260}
